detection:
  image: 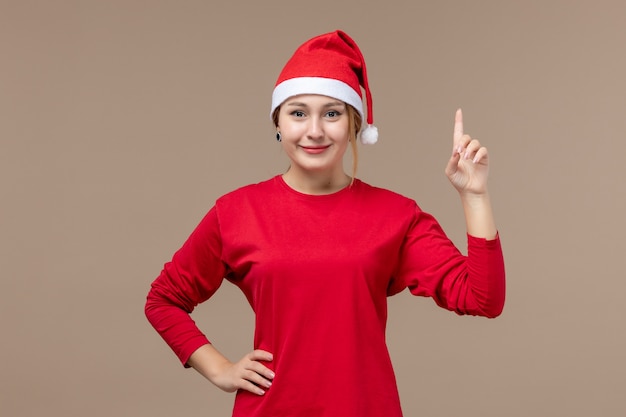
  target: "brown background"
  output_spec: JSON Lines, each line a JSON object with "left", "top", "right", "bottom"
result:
{"left": 2, "top": 1, "right": 625, "bottom": 416}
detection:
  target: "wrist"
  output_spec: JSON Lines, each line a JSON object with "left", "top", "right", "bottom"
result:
{"left": 459, "top": 192, "right": 497, "bottom": 239}
{"left": 188, "top": 344, "right": 232, "bottom": 382}
{"left": 459, "top": 190, "right": 490, "bottom": 206}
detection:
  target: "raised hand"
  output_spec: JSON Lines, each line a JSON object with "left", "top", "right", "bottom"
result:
{"left": 445, "top": 109, "right": 489, "bottom": 196}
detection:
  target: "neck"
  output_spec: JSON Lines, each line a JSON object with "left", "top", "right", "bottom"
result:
{"left": 282, "top": 168, "right": 351, "bottom": 195}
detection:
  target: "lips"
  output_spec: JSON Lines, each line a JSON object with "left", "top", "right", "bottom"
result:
{"left": 301, "top": 145, "right": 331, "bottom": 154}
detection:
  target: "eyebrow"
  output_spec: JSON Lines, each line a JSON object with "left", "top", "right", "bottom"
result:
{"left": 285, "top": 100, "right": 345, "bottom": 108}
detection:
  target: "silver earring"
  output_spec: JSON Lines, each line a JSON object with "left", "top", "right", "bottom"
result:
{"left": 276, "top": 132, "right": 282, "bottom": 142}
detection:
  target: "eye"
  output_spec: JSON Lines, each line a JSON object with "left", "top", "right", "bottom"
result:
{"left": 326, "top": 110, "right": 342, "bottom": 118}
{"left": 290, "top": 110, "right": 305, "bottom": 118}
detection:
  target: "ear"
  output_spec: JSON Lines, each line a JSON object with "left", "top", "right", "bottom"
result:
{"left": 272, "top": 107, "right": 281, "bottom": 127}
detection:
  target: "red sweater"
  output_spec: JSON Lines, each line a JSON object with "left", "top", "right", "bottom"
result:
{"left": 145, "top": 176, "right": 505, "bottom": 417}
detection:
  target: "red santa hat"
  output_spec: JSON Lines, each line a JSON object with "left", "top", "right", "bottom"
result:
{"left": 270, "top": 30, "right": 378, "bottom": 144}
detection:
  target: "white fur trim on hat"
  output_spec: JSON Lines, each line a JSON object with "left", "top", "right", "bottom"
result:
{"left": 270, "top": 77, "right": 364, "bottom": 121}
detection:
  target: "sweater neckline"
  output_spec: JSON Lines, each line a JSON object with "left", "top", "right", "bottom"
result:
{"left": 274, "top": 175, "right": 359, "bottom": 200}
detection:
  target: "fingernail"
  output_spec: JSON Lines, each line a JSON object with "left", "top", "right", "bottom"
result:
{"left": 269, "top": 372, "right": 275, "bottom": 379}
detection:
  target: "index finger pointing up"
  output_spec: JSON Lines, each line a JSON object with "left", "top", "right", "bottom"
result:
{"left": 454, "top": 108, "right": 463, "bottom": 144}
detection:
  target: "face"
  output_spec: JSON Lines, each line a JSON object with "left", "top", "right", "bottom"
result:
{"left": 276, "top": 94, "right": 350, "bottom": 180}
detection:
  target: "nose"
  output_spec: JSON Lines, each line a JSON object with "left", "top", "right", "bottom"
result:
{"left": 307, "top": 117, "right": 324, "bottom": 141}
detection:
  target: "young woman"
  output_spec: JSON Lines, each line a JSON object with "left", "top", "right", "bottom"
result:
{"left": 145, "top": 30, "right": 505, "bottom": 417}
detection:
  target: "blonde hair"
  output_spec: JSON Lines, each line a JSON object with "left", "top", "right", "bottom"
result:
{"left": 272, "top": 103, "right": 363, "bottom": 182}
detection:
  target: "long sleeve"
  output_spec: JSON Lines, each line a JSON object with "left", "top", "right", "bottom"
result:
{"left": 145, "top": 207, "right": 228, "bottom": 366}
{"left": 389, "top": 206, "right": 505, "bottom": 318}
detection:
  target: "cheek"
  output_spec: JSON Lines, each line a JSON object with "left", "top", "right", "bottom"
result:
{"left": 280, "top": 122, "right": 304, "bottom": 139}
{"left": 332, "top": 121, "right": 351, "bottom": 142}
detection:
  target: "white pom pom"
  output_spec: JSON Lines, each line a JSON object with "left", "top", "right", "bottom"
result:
{"left": 360, "top": 124, "right": 378, "bottom": 145}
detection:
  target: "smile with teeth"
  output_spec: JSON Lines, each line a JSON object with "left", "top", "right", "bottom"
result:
{"left": 301, "top": 145, "right": 331, "bottom": 154}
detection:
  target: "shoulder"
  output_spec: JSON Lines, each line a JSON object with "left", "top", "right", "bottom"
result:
{"left": 218, "top": 177, "right": 276, "bottom": 201}
{"left": 217, "top": 176, "right": 278, "bottom": 203}
{"left": 352, "top": 179, "right": 420, "bottom": 212}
